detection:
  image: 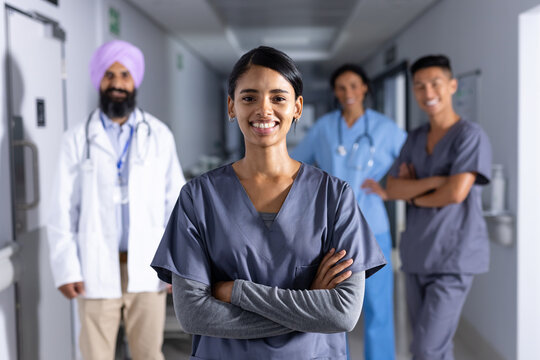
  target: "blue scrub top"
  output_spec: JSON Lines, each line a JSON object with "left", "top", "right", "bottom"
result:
{"left": 152, "top": 164, "right": 386, "bottom": 360}
{"left": 389, "top": 120, "right": 492, "bottom": 274}
{"left": 291, "top": 109, "right": 406, "bottom": 235}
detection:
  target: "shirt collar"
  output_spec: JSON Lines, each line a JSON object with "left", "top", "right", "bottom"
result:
{"left": 100, "top": 110, "right": 136, "bottom": 130}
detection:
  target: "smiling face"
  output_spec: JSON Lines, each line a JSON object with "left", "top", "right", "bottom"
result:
{"left": 412, "top": 66, "right": 457, "bottom": 117}
{"left": 228, "top": 65, "right": 303, "bottom": 148}
{"left": 99, "top": 62, "right": 136, "bottom": 119}
{"left": 333, "top": 71, "right": 368, "bottom": 112}
{"left": 100, "top": 62, "right": 135, "bottom": 99}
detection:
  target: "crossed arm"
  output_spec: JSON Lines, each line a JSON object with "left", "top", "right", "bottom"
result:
{"left": 172, "top": 249, "right": 365, "bottom": 339}
{"left": 385, "top": 163, "right": 476, "bottom": 207}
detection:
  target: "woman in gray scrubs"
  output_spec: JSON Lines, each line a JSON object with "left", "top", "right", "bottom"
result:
{"left": 386, "top": 55, "right": 492, "bottom": 360}
{"left": 151, "top": 46, "right": 386, "bottom": 359}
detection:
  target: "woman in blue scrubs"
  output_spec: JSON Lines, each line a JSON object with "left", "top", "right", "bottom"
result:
{"left": 151, "top": 47, "right": 386, "bottom": 360}
{"left": 291, "top": 64, "right": 406, "bottom": 360}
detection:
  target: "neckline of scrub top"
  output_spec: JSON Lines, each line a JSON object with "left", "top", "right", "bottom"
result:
{"left": 423, "top": 118, "right": 464, "bottom": 156}
{"left": 227, "top": 163, "right": 305, "bottom": 232}
{"left": 259, "top": 212, "right": 278, "bottom": 218}
{"left": 259, "top": 212, "right": 277, "bottom": 229}
{"left": 339, "top": 109, "right": 369, "bottom": 132}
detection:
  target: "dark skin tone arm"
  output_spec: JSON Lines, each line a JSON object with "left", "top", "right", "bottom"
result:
{"left": 58, "top": 282, "right": 85, "bottom": 299}
{"left": 213, "top": 248, "right": 353, "bottom": 303}
{"left": 413, "top": 172, "right": 476, "bottom": 207}
{"left": 386, "top": 163, "right": 447, "bottom": 201}
{"left": 361, "top": 179, "right": 388, "bottom": 200}
{"left": 386, "top": 162, "right": 476, "bottom": 207}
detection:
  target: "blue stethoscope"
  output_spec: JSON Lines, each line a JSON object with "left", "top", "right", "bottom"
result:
{"left": 84, "top": 108, "right": 151, "bottom": 167}
{"left": 336, "top": 111, "right": 375, "bottom": 171}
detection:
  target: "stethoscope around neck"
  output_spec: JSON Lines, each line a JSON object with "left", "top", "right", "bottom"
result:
{"left": 84, "top": 108, "right": 152, "bottom": 165}
{"left": 336, "top": 110, "right": 375, "bottom": 171}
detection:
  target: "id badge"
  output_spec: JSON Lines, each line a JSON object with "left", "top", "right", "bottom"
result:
{"left": 113, "top": 184, "right": 129, "bottom": 204}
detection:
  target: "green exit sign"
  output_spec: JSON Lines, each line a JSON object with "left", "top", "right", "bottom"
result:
{"left": 109, "top": 7, "right": 120, "bottom": 36}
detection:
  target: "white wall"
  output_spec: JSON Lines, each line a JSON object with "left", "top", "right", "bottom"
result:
{"left": 100, "top": 0, "right": 223, "bottom": 169}
{"left": 363, "top": 1, "right": 540, "bottom": 359}
{"left": 100, "top": 0, "right": 170, "bottom": 123}
{"left": 167, "top": 38, "right": 223, "bottom": 169}
{"left": 517, "top": 5, "right": 540, "bottom": 359}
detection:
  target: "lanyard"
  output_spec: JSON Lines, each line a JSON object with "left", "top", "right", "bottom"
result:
{"left": 99, "top": 112, "right": 135, "bottom": 181}
{"left": 116, "top": 125, "right": 134, "bottom": 180}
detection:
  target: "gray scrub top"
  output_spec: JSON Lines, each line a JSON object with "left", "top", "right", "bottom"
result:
{"left": 152, "top": 163, "right": 386, "bottom": 359}
{"left": 389, "top": 120, "right": 492, "bottom": 274}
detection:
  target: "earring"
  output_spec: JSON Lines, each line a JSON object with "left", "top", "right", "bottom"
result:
{"left": 228, "top": 117, "right": 236, "bottom": 123}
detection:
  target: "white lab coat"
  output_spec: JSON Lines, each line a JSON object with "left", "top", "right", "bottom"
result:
{"left": 47, "top": 109, "right": 185, "bottom": 298}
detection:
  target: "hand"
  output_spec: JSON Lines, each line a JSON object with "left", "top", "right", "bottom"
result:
{"left": 212, "top": 281, "right": 234, "bottom": 303}
{"left": 399, "top": 163, "right": 416, "bottom": 179}
{"left": 166, "top": 284, "right": 173, "bottom": 294}
{"left": 310, "top": 249, "right": 353, "bottom": 290}
{"left": 361, "top": 179, "right": 388, "bottom": 200}
{"left": 58, "top": 282, "right": 85, "bottom": 299}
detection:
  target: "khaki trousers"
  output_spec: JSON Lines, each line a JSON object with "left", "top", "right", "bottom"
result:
{"left": 77, "top": 263, "right": 166, "bottom": 360}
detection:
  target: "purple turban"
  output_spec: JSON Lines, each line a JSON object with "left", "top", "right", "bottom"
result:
{"left": 89, "top": 40, "right": 145, "bottom": 91}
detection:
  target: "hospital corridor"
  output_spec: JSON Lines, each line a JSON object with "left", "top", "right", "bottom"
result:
{"left": 1, "top": 0, "right": 540, "bottom": 359}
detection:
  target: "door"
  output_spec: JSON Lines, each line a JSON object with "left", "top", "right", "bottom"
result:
{"left": 6, "top": 6, "right": 74, "bottom": 360}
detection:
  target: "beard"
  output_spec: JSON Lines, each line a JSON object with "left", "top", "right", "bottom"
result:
{"left": 99, "top": 87, "right": 137, "bottom": 119}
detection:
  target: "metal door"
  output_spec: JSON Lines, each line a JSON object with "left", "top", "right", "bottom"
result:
{"left": 6, "top": 5, "right": 74, "bottom": 359}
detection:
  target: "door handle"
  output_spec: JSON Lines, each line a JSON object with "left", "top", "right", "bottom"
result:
{"left": 12, "top": 140, "right": 40, "bottom": 210}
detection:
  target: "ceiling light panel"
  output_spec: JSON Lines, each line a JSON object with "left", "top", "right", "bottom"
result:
{"left": 208, "top": 0, "right": 359, "bottom": 28}
{"left": 207, "top": 0, "right": 359, "bottom": 57}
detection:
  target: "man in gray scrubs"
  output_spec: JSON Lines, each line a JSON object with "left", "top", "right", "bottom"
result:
{"left": 386, "top": 55, "right": 492, "bottom": 360}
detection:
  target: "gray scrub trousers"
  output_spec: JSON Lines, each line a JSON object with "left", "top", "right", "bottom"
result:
{"left": 390, "top": 119, "right": 492, "bottom": 360}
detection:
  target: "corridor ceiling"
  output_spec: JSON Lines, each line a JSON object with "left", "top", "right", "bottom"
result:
{"left": 127, "top": 0, "right": 438, "bottom": 78}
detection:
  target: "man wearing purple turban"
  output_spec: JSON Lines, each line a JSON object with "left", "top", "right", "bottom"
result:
{"left": 47, "top": 40, "right": 185, "bottom": 359}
